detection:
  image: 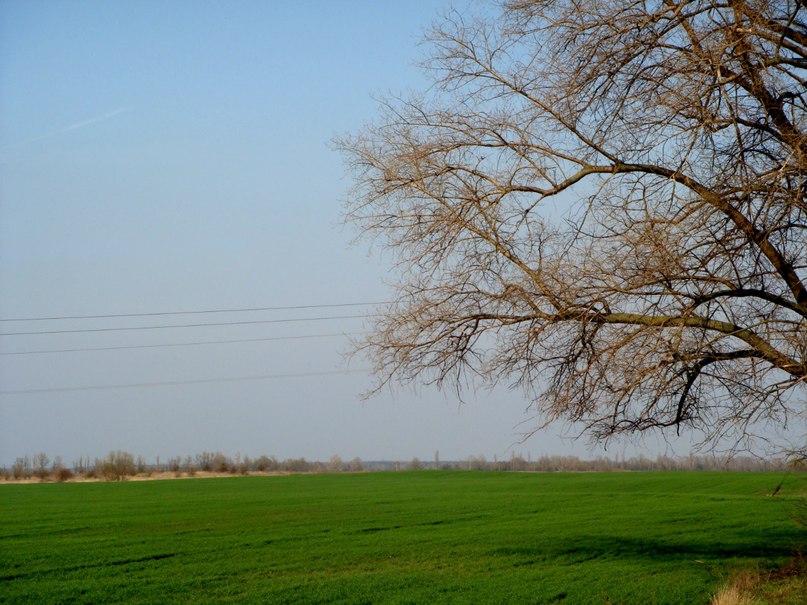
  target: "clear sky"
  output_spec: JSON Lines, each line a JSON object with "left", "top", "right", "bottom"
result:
{"left": 0, "top": 0, "right": 693, "bottom": 467}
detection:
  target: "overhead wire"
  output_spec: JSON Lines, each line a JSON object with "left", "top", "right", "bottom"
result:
{"left": 0, "top": 301, "right": 390, "bottom": 322}
{"left": 0, "top": 314, "right": 370, "bottom": 336}
{"left": 0, "top": 300, "right": 379, "bottom": 394}
{"left": 0, "top": 368, "right": 371, "bottom": 395}
{"left": 0, "top": 332, "right": 365, "bottom": 356}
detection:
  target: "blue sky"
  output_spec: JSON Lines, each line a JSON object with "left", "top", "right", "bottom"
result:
{"left": 0, "top": 0, "right": 687, "bottom": 466}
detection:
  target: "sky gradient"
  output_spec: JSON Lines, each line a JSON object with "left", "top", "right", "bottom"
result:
{"left": 0, "top": 0, "right": 704, "bottom": 466}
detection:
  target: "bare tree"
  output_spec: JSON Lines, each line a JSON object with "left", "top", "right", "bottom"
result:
{"left": 338, "top": 0, "right": 806, "bottom": 452}
{"left": 32, "top": 452, "right": 50, "bottom": 481}
{"left": 12, "top": 456, "right": 30, "bottom": 480}
{"left": 101, "top": 451, "right": 137, "bottom": 481}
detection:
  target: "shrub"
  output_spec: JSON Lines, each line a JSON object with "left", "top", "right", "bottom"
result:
{"left": 54, "top": 467, "right": 74, "bottom": 482}
{"left": 254, "top": 455, "right": 278, "bottom": 472}
{"left": 100, "top": 451, "right": 136, "bottom": 481}
{"left": 12, "top": 457, "right": 30, "bottom": 480}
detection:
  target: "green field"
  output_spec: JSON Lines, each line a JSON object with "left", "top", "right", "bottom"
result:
{"left": 1, "top": 472, "right": 805, "bottom": 604}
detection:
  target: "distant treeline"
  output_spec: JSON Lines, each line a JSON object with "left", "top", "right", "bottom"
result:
{"left": 2, "top": 450, "right": 803, "bottom": 482}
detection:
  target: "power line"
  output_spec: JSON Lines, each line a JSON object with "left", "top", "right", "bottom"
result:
{"left": 0, "top": 301, "right": 389, "bottom": 322}
{"left": 0, "top": 314, "right": 370, "bottom": 337}
{"left": 1, "top": 332, "right": 364, "bottom": 355}
{"left": 0, "top": 332, "right": 365, "bottom": 356}
{"left": 0, "top": 368, "right": 370, "bottom": 395}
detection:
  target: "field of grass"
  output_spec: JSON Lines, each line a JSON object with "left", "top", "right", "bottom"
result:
{"left": 1, "top": 471, "right": 805, "bottom": 604}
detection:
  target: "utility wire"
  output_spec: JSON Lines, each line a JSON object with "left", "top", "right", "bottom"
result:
{"left": 0, "top": 314, "right": 370, "bottom": 337}
{"left": 0, "top": 368, "right": 370, "bottom": 395}
{"left": 0, "top": 301, "right": 389, "bottom": 322}
{"left": 0, "top": 332, "right": 365, "bottom": 356}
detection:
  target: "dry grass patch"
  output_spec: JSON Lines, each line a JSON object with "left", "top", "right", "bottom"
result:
{"left": 711, "top": 554, "right": 807, "bottom": 605}
{"left": 710, "top": 574, "right": 756, "bottom": 605}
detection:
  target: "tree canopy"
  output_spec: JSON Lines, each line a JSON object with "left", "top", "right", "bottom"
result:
{"left": 338, "top": 0, "right": 806, "bottom": 453}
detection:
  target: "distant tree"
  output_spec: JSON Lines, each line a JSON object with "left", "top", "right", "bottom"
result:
{"left": 339, "top": 0, "right": 806, "bottom": 453}
{"left": 32, "top": 452, "right": 50, "bottom": 481}
{"left": 506, "top": 456, "right": 528, "bottom": 472}
{"left": 465, "top": 455, "right": 487, "bottom": 471}
{"left": 210, "top": 452, "right": 232, "bottom": 473}
{"left": 100, "top": 451, "right": 136, "bottom": 481}
{"left": 51, "top": 456, "right": 73, "bottom": 482}
{"left": 254, "top": 455, "right": 278, "bottom": 472}
{"left": 73, "top": 456, "right": 88, "bottom": 476}
{"left": 329, "top": 455, "right": 345, "bottom": 472}
{"left": 11, "top": 457, "right": 29, "bottom": 480}
{"left": 167, "top": 456, "right": 182, "bottom": 473}
{"left": 282, "top": 458, "right": 310, "bottom": 473}
{"left": 195, "top": 452, "right": 213, "bottom": 472}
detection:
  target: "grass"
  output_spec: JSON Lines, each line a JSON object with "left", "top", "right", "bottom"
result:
{"left": 710, "top": 551, "right": 807, "bottom": 605}
{"left": 1, "top": 471, "right": 805, "bottom": 604}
